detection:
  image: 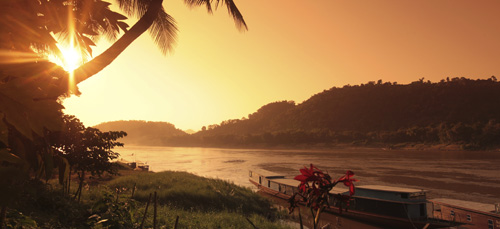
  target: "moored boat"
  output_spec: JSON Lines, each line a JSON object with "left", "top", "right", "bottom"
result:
{"left": 428, "top": 198, "right": 500, "bottom": 229}
{"left": 118, "top": 158, "right": 149, "bottom": 171}
{"left": 249, "top": 169, "right": 460, "bottom": 228}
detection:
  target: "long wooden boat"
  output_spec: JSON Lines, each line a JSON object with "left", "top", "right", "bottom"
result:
{"left": 249, "top": 169, "right": 461, "bottom": 228}
{"left": 428, "top": 198, "right": 500, "bottom": 229}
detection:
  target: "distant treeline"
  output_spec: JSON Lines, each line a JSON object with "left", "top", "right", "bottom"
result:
{"left": 172, "top": 77, "right": 500, "bottom": 149}
{"left": 97, "top": 77, "right": 500, "bottom": 149}
{"left": 95, "top": 120, "right": 187, "bottom": 146}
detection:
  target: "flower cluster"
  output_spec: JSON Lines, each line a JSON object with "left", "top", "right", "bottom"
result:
{"left": 288, "top": 164, "right": 358, "bottom": 214}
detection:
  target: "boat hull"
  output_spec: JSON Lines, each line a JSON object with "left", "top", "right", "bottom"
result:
{"left": 250, "top": 178, "right": 455, "bottom": 229}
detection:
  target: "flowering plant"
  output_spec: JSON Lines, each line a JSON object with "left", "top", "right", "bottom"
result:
{"left": 288, "top": 164, "right": 358, "bottom": 228}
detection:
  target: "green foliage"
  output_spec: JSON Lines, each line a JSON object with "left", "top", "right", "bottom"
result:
{"left": 145, "top": 207, "right": 289, "bottom": 229}
{"left": 48, "top": 115, "right": 126, "bottom": 200}
{"left": 52, "top": 116, "right": 126, "bottom": 178}
{"left": 87, "top": 191, "right": 138, "bottom": 228}
{"left": 3, "top": 172, "right": 290, "bottom": 228}
{"left": 2, "top": 180, "right": 89, "bottom": 228}
{"left": 4, "top": 210, "right": 38, "bottom": 228}
{"left": 107, "top": 171, "right": 276, "bottom": 216}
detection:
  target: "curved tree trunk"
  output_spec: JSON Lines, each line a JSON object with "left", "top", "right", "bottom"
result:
{"left": 73, "top": 0, "right": 164, "bottom": 85}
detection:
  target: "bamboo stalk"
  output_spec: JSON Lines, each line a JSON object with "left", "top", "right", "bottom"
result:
{"left": 298, "top": 208, "right": 303, "bottom": 229}
{"left": 153, "top": 191, "right": 157, "bottom": 229}
{"left": 131, "top": 183, "right": 136, "bottom": 198}
{"left": 67, "top": 170, "right": 71, "bottom": 195}
{"left": 139, "top": 193, "right": 152, "bottom": 229}
{"left": 314, "top": 207, "right": 323, "bottom": 229}
{"left": 245, "top": 217, "right": 258, "bottom": 229}
{"left": 310, "top": 208, "right": 317, "bottom": 229}
{"left": 174, "top": 216, "right": 179, "bottom": 229}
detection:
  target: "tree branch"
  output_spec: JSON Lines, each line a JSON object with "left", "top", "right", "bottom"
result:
{"left": 73, "top": 0, "right": 164, "bottom": 85}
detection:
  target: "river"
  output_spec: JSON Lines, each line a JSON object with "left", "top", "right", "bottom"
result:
{"left": 117, "top": 146, "right": 500, "bottom": 205}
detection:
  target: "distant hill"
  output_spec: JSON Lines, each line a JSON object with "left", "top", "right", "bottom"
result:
{"left": 94, "top": 120, "right": 187, "bottom": 146}
{"left": 171, "top": 77, "right": 500, "bottom": 149}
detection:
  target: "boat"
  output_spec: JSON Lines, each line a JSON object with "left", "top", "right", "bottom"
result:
{"left": 249, "top": 169, "right": 461, "bottom": 228}
{"left": 118, "top": 158, "right": 149, "bottom": 171}
{"left": 428, "top": 198, "right": 500, "bottom": 229}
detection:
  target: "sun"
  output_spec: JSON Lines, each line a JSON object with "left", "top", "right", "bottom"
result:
{"left": 49, "top": 45, "right": 82, "bottom": 72}
{"left": 59, "top": 46, "right": 82, "bottom": 71}
{"left": 61, "top": 47, "right": 81, "bottom": 71}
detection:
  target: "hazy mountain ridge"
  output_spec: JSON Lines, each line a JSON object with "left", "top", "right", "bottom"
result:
{"left": 96, "top": 77, "right": 500, "bottom": 149}
{"left": 94, "top": 120, "right": 187, "bottom": 146}
{"left": 181, "top": 77, "right": 500, "bottom": 149}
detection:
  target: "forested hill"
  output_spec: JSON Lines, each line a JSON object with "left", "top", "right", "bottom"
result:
{"left": 94, "top": 120, "right": 187, "bottom": 146}
{"left": 170, "top": 77, "right": 500, "bottom": 149}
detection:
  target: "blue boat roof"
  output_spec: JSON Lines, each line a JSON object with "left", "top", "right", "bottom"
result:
{"left": 357, "top": 185, "right": 426, "bottom": 194}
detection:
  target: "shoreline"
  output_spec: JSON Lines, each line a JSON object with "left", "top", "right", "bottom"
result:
{"left": 121, "top": 142, "right": 500, "bottom": 153}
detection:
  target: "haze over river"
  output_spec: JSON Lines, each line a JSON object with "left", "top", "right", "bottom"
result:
{"left": 118, "top": 146, "right": 500, "bottom": 204}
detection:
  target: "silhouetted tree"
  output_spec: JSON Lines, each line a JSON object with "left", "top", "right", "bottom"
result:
{"left": 51, "top": 116, "right": 126, "bottom": 201}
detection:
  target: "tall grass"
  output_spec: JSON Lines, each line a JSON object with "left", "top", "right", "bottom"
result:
{"left": 104, "top": 171, "right": 290, "bottom": 228}
{"left": 107, "top": 171, "right": 275, "bottom": 216}
{"left": 138, "top": 206, "right": 290, "bottom": 228}
{"left": 5, "top": 171, "right": 291, "bottom": 228}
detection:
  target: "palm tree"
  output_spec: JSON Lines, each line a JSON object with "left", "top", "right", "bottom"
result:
{"left": 1, "top": 0, "right": 246, "bottom": 84}
{"left": 0, "top": 0, "right": 247, "bottom": 140}
{"left": 0, "top": 1, "right": 247, "bottom": 223}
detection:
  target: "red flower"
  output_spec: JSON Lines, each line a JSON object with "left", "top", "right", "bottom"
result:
{"left": 336, "top": 170, "right": 358, "bottom": 196}
{"left": 294, "top": 164, "right": 319, "bottom": 182}
{"left": 294, "top": 164, "right": 325, "bottom": 192}
{"left": 289, "top": 164, "right": 359, "bottom": 215}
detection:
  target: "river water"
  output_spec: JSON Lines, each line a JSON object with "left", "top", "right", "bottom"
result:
{"left": 117, "top": 146, "right": 500, "bottom": 205}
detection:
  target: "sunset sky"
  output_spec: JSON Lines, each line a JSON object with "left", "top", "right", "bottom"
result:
{"left": 62, "top": 0, "right": 500, "bottom": 131}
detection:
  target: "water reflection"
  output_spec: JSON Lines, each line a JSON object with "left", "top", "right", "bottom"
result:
{"left": 117, "top": 146, "right": 500, "bottom": 204}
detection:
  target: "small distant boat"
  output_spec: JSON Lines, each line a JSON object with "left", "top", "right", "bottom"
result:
{"left": 249, "top": 169, "right": 461, "bottom": 228}
{"left": 118, "top": 158, "right": 149, "bottom": 171}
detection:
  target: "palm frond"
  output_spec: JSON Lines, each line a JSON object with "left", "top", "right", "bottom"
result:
{"left": 184, "top": 0, "right": 247, "bottom": 31}
{"left": 184, "top": 0, "right": 213, "bottom": 13}
{"left": 221, "top": 0, "right": 247, "bottom": 31}
{"left": 115, "top": 0, "right": 178, "bottom": 55}
{"left": 116, "top": 0, "right": 150, "bottom": 18}
{"left": 149, "top": 9, "right": 178, "bottom": 55}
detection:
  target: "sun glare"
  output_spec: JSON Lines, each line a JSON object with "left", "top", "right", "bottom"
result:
{"left": 56, "top": 46, "right": 82, "bottom": 72}
{"left": 47, "top": 44, "right": 83, "bottom": 72}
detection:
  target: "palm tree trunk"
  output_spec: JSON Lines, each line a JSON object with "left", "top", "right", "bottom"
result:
{"left": 73, "top": 0, "right": 164, "bottom": 85}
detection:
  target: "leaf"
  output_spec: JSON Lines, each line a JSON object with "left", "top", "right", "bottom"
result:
{"left": 0, "top": 149, "right": 23, "bottom": 164}
{"left": 56, "top": 155, "right": 70, "bottom": 185}
{"left": 108, "top": 11, "right": 128, "bottom": 21}
{"left": 81, "top": 35, "right": 96, "bottom": 46}
{"left": 96, "top": 219, "right": 109, "bottom": 224}
{"left": 44, "top": 149, "right": 54, "bottom": 180}
{"left": 222, "top": 0, "right": 248, "bottom": 31}
{"left": 117, "top": 21, "right": 129, "bottom": 32}
{"left": 0, "top": 78, "right": 64, "bottom": 140}
{"left": 148, "top": 10, "right": 178, "bottom": 55}
{"left": 82, "top": 27, "right": 99, "bottom": 36}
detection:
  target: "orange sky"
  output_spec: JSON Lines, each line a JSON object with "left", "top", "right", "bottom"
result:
{"left": 62, "top": 0, "right": 500, "bottom": 131}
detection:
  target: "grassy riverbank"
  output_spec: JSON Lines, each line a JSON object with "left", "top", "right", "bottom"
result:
{"left": 4, "top": 170, "right": 290, "bottom": 228}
